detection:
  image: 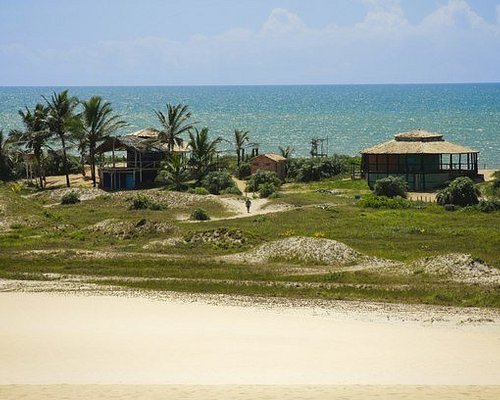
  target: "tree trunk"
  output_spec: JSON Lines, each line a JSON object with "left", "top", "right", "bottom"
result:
{"left": 90, "top": 148, "right": 96, "bottom": 188}
{"left": 237, "top": 148, "right": 241, "bottom": 166}
{"left": 35, "top": 153, "right": 43, "bottom": 189}
{"left": 60, "top": 134, "right": 70, "bottom": 187}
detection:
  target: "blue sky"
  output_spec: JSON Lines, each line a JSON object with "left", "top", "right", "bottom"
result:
{"left": 1, "top": 0, "right": 499, "bottom": 85}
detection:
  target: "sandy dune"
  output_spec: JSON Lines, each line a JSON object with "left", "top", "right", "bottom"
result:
{"left": 1, "top": 292, "right": 500, "bottom": 388}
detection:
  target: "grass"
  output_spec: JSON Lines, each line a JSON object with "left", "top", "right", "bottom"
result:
{"left": 1, "top": 179, "right": 499, "bottom": 308}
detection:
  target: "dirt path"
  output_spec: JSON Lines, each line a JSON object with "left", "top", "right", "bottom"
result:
{"left": 215, "top": 196, "right": 292, "bottom": 220}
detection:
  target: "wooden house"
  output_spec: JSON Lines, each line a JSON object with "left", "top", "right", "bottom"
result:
{"left": 250, "top": 153, "right": 287, "bottom": 179}
{"left": 361, "top": 130, "right": 479, "bottom": 191}
{"left": 96, "top": 129, "right": 190, "bottom": 190}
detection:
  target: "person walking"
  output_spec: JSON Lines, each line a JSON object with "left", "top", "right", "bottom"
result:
{"left": 245, "top": 198, "right": 252, "bottom": 213}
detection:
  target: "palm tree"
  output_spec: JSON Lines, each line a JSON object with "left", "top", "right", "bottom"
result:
{"left": 233, "top": 129, "right": 249, "bottom": 166}
{"left": 156, "top": 153, "right": 190, "bottom": 191}
{"left": 189, "top": 127, "right": 221, "bottom": 183}
{"left": 80, "top": 96, "right": 127, "bottom": 187}
{"left": 0, "top": 130, "right": 13, "bottom": 181}
{"left": 154, "top": 104, "right": 195, "bottom": 153}
{"left": 10, "top": 104, "right": 51, "bottom": 188}
{"left": 44, "top": 90, "right": 79, "bottom": 187}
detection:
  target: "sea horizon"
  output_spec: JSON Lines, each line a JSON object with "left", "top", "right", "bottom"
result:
{"left": 1, "top": 83, "right": 499, "bottom": 164}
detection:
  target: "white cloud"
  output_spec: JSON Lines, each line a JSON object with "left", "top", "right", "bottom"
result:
{"left": 1, "top": 0, "right": 499, "bottom": 85}
{"left": 261, "top": 8, "right": 306, "bottom": 35}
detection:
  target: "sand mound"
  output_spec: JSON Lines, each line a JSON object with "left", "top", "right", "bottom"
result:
{"left": 28, "top": 187, "right": 104, "bottom": 202}
{"left": 88, "top": 218, "right": 178, "bottom": 239}
{"left": 412, "top": 254, "right": 500, "bottom": 285}
{"left": 223, "top": 236, "right": 375, "bottom": 265}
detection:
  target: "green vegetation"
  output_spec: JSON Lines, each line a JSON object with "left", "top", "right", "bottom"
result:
{"left": 437, "top": 177, "right": 480, "bottom": 207}
{"left": 191, "top": 207, "right": 210, "bottom": 221}
{"left": 130, "top": 194, "right": 167, "bottom": 211}
{"left": 374, "top": 176, "right": 408, "bottom": 198}
{"left": 202, "top": 170, "right": 237, "bottom": 195}
{"left": 287, "top": 155, "right": 354, "bottom": 182}
{"left": 61, "top": 191, "right": 81, "bottom": 205}
{"left": 357, "top": 193, "right": 417, "bottom": 209}
{"left": 247, "top": 170, "right": 281, "bottom": 192}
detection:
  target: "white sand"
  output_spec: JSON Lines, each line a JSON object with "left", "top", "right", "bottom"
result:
{"left": 1, "top": 292, "right": 500, "bottom": 387}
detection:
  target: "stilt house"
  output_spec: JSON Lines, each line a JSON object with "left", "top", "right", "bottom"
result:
{"left": 361, "top": 130, "right": 479, "bottom": 191}
{"left": 97, "top": 129, "right": 190, "bottom": 190}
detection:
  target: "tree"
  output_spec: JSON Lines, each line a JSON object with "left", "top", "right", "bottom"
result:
{"left": 278, "top": 145, "right": 294, "bottom": 159}
{"left": 156, "top": 153, "right": 190, "bottom": 191}
{"left": 154, "top": 104, "right": 194, "bottom": 153}
{"left": 233, "top": 129, "right": 249, "bottom": 166}
{"left": 189, "top": 127, "right": 221, "bottom": 183}
{"left": 44, "top": 90, "right": 80, "bottom": 187}
{"left": 0, "top": 130, "right": 14, "bottom": 181}
{"left": 10, "top": 104, "right": 51, "bottom": 188}
{"left": 80, "top": 96, "right": 127, "bottom": 187}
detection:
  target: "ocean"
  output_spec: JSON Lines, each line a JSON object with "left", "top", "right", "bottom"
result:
{"left": 0, "top": 84, "right": 499, "bottom": 164}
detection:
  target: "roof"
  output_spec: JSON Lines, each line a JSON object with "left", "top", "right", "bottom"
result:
{"left": 361, "top": 130, "right": 478, "bottom": 155}
{"left": 96, "top": 128, "right": 190, "bottom": 154}
{"left": 252, "top": 153, "right": 286, "bottom": 162}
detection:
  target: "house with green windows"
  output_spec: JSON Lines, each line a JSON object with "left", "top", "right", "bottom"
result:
{"left": 361, "top": 130, "right": 479, "bottom": 191}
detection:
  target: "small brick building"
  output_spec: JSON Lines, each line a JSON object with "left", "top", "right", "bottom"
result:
{"left": 250, "top": 153, "right": 287, "bottom": 179}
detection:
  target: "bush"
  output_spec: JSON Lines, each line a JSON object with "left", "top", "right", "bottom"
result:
{"left": 130, "top": 194, "right": 166, "bottom": 210}
{"left": 201, "top": 170, "right": 236, "bottom": 195}
{"left": 287, "top": 156, "right": 349, "bottom": 182}
{"left": 188, "top": 187, "right": 210, "bottom": 195}
{"left": 61, "top": 191, "right": 81, "bottom": 205}
{"left": 259, "top": 182, "right": 278, "bottom": 198}
{"left": 357, "top": 193, "right": 415, "bottom": 209}
{"left": 235, "top": 162, "right": 251, "bottom": 179}
{"left": 436, "top": 177, "right": 479, "bottom": 207}
{"left": 191, "top": 208, "right": 210, "bottom": 220}
{"left": 477, "top": 199, "right": 500, "bottom": 213}
{"left": 374, "top": 176, "right": 407, "bottom": 198}
{"left": 246, "top": 170, "right": 281, "bottom": 192}
{"left": 220, "top": 186, "right": 242, "bottom": 196}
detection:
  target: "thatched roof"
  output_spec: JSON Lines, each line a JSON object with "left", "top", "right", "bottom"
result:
{"left": 252, "top": 153, "right": 286, "bottom": 162}
{"left": 97, "top": 129, "right": 190, "bottom": 154}
{"left": 361, "top": 130, "right": 478, "bottom": 155}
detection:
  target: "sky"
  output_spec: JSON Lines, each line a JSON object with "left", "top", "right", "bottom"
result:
{"left": 0, "top": 0, "right": 499, "bottom": 85}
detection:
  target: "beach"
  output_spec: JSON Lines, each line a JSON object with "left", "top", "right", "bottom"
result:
{"left": 1, "top": 289, "right": 500, "bottom": 398}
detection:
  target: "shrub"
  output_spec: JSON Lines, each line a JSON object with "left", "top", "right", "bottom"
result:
{"left": 436, "top": 177, "right": 479, "bottom": 207}
{"left": 61, "top": 191, "right": 81, "bottom": 205}
{"left": 287, "top": 156, "right": 348, "bottom": 182}
{"left": 246, "top": 170, "right": 281, "bottom": 192}
{"left": 220, "top": 186, "right": 242, "bottom": 196}
{"left": 477, "top": 199, "right": 500, "bottom": 213}
{"left": 374, "top": 176, "right": 407, "bottom": 198}
{"left": 188, "top": 187, "right": 210, "bottom": 195}
{"left": 357, "top": 193, "right": 415, "bottom": 209}
{"left": 235, "top": 162, "right": 251, "bottom": 179}
{"left": 259, "top": 182, "right": 278, "bottom": 198}
{"left": 130, "top": 194, "right": 166, "bottom": 210}
{"left": 191, "top": 208, "right": 210, "bottom": 220}
{"left": 201, "top": 170, "right": 236, "bottom": 195}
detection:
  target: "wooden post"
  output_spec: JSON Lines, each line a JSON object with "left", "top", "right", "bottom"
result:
{"left": 467, "top": 153, "right": 470, "bottom": 170}
{"left": 459, "top": 154, "right": 462, "bottom": 171}
{"left": 139, "top": 152, "right": 143, "bottom": 183}
{"left": 449, "top": 154, "right": 452, "bottom": 170}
